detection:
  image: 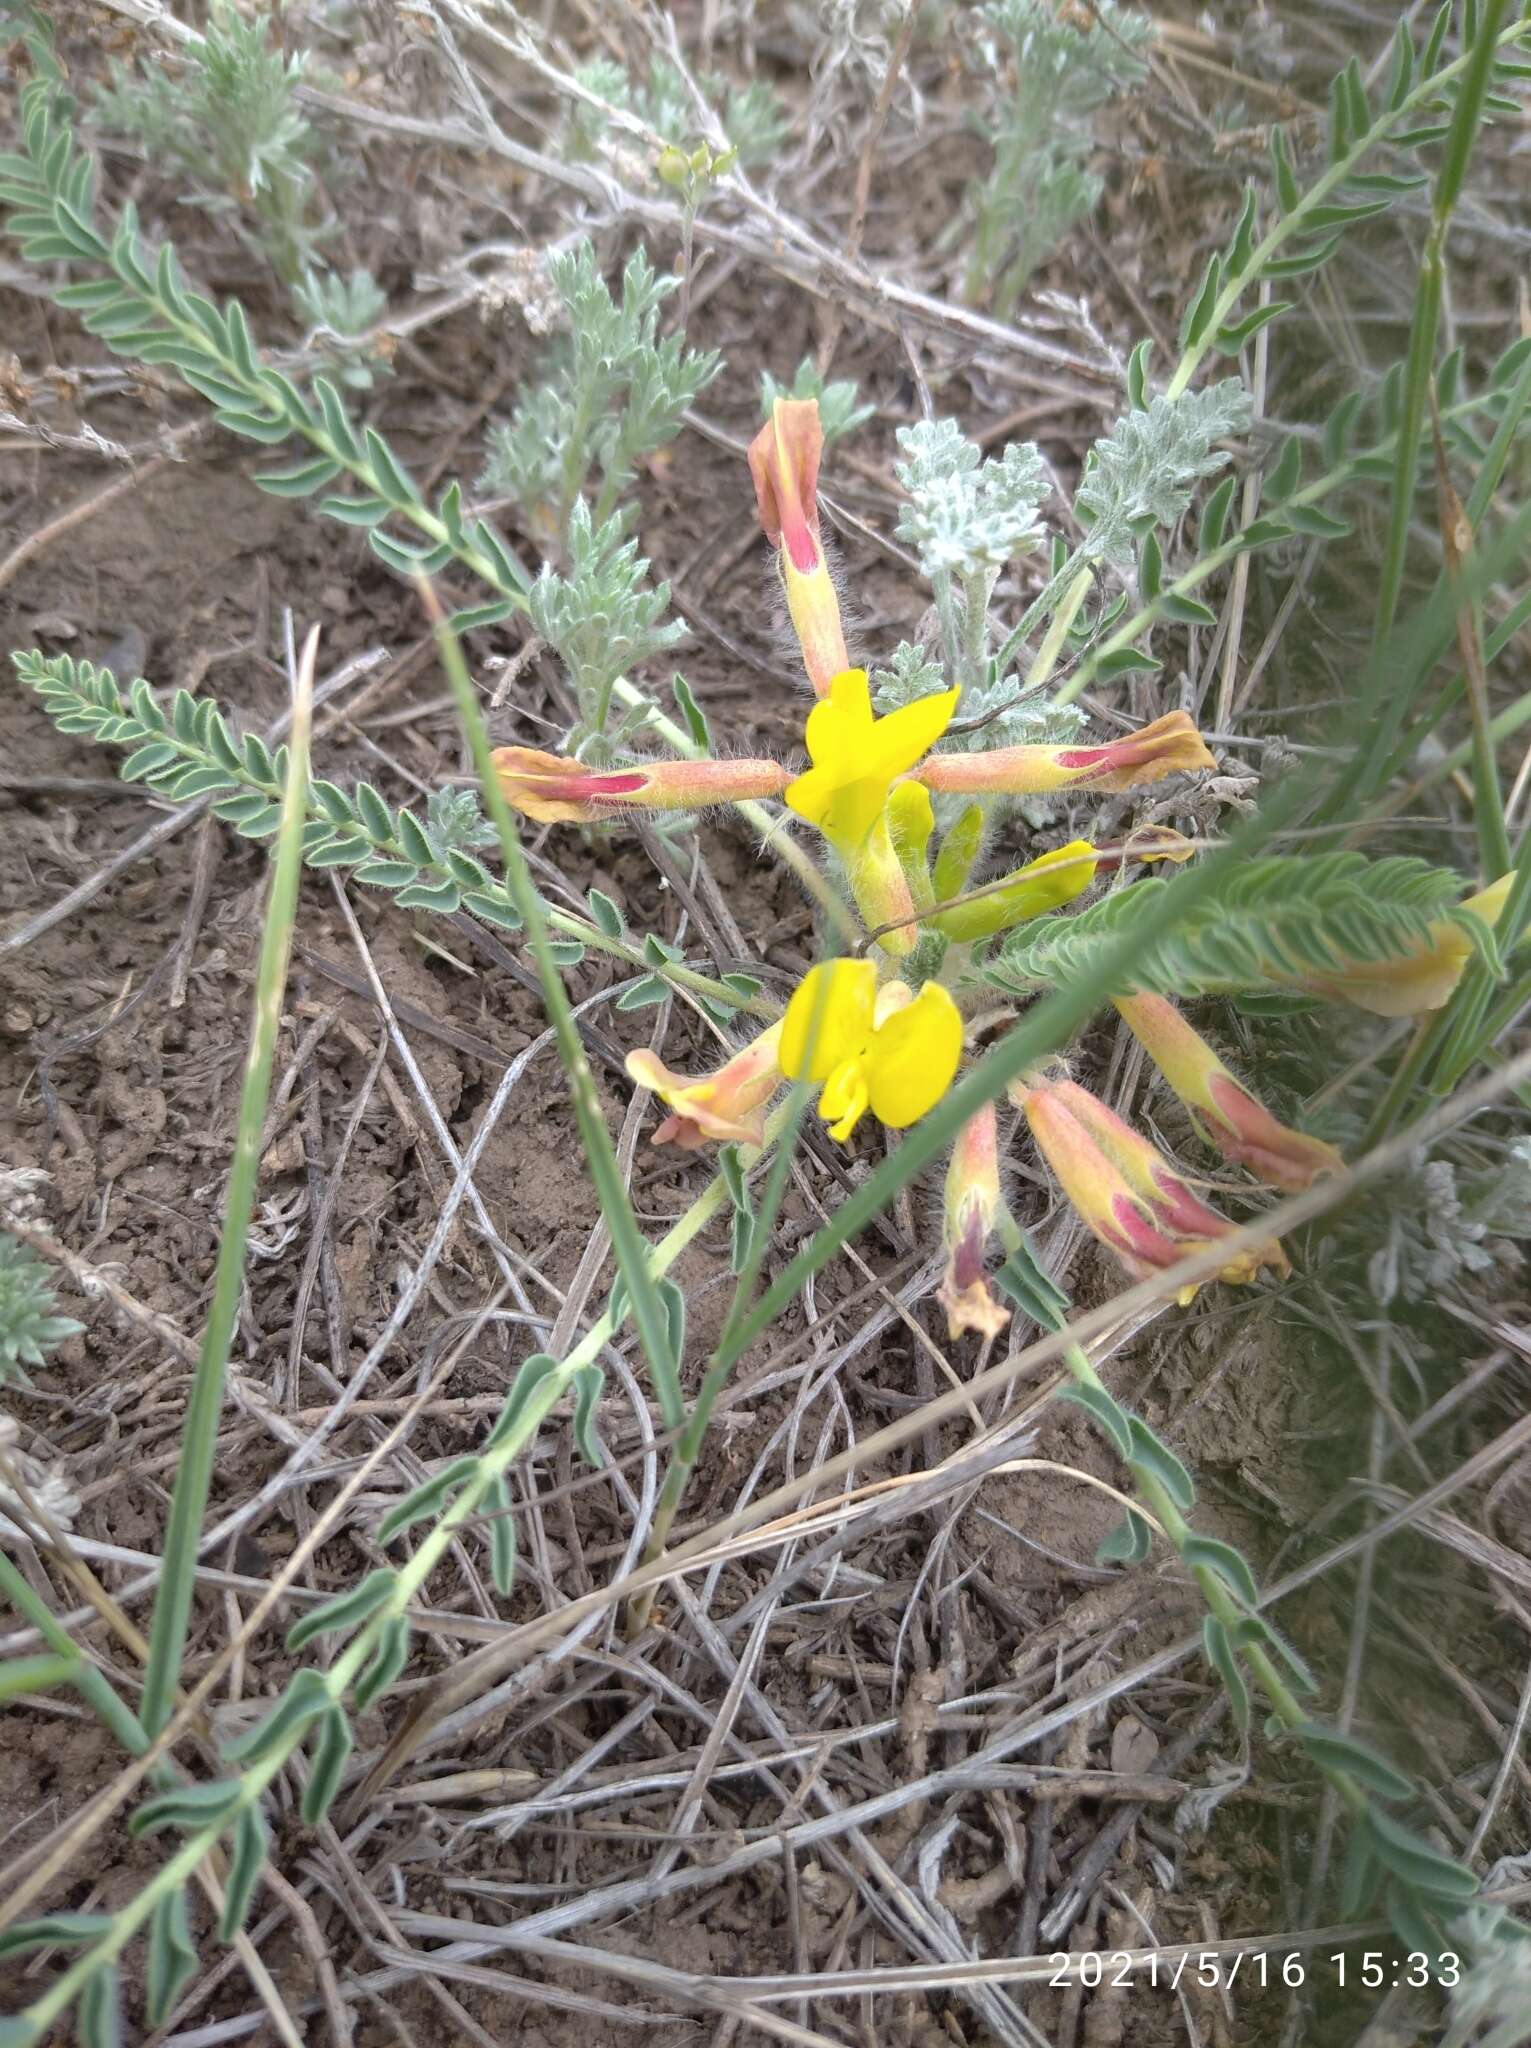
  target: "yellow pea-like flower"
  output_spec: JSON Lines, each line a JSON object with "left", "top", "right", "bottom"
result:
{"left": 780, "top": 959, "right": 963, "bottom": 1143}
{"left": 784, "top": 670, "right": 958, "bottom": 953}
{"left": 785, "top": 670, "right": 958, "bottom": 860}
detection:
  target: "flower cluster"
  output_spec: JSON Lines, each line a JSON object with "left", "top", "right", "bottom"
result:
{"left": 488, "top": 398, "right": 1510, "bottom": 1339}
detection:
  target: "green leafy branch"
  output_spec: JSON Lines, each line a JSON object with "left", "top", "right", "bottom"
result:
{"left": 479, "top": 240, "right": 721, "bottom": 541}
{"left": 1004, "top": 1239, "right": 1484, "bottom": 1955}
{"left": 1166, "top": 3, "right": 1531, "bottom": 398}
{"left": 12, "top": 650, "right": 770, "bottom": 1026}
{"left": 1046, "top": 332, "right": 1531, "bottom": 701}
{"left": 979, "top": 853, "right": 1501, "bottom": 1002}
{"left": 1, "top": 63, "right": 836, "bottom": 903}
{"left": 1, "top": 73, "right": 531, "bottom": 613}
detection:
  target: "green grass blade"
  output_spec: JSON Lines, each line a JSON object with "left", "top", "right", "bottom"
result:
{"left": 1361, "top": 0, "right": 1512, "bottom": 771}
{"left": 139, "top": 628, "right": 316, "bottom": 1737}
{"left": 1434, "top": 0, "right": 1514, "bottom": 221}
{"left": 417, "top": 580, "right": 685, "bottom": 1437}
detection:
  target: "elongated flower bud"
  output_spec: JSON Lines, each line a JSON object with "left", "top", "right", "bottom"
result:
{"left": 747, "top": 398, "right": 850, "bottom": 696}
{"left": 938, "top": 1102, "right": 1010, "bottom": 1341}
{"left": 887, "top": 781, "right": 936, "bottom": 911}
{"left": 916, "top": 710, "right": 1216, "bottom": 798}
{"left": 849, "top": 811, "right": 921, "bottom": 954}
{"left": 1298, "top": 875, "right": 1513, "bottom": 1017}
{"left": 932, "top": 829, "right": 1192, "bottom": 943}
{"left": 492, "top": 747, "right": 791, "bottom": 825}
{"left": 934, "top": 839, "right": 1100, "bottom": 942}
{"left": 1018, "top": 1074, "right": 1288, "bottom": 1304}
{"left": 1114, "top": 993, "right": 1343, "bottom": 1192}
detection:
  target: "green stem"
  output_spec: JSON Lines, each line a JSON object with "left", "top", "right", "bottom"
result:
{"left": 1371, "top": 232, "right": 1443, "bottom": 664}
{"left": 932, "top": 569, "right": 964, "bottom": 681}
{"left": 993, "top": 554, "right": 1084, "bottom": 680}
{"left": 606, "top": 675, "right": 842, "bottom": 923}
{"left": 1358, "top": 585, "right": 1531, "bottom": 809}
{"left": 1448, "top": 548, "right": 1513, "bottom": 883}
{"left": 1164, "top": 8, "right": 1527, "bottom": 400}
{"left": 139, "top": 643, "right": 314, "bottom": 1737}
{"left": 424, "top": 586, "right": 684, "bottom": 1443}
{"left": 1024, "top": 566, "right": 1094, "bottom": 691}
{"left": 959, "top": 567, "right": 993, "bottom": 693}
{"left": 633, "top": 1089, "right": 809, "bottom": 1598}
{"left": 0, "top": 1551, "right": 147, "bottom": 1760}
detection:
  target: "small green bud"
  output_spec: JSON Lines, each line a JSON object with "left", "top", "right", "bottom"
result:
{"left": 933, "top": 804, "right": 986, "bottom": 901}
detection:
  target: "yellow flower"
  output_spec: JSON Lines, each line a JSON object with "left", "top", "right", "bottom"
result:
{"left": 780, "top": 959, "right": 963, "bottom": 1143}
{"left": 747, "top": 397, "right": 850, "bottom": 697}
{"left": 785, "top": 670, "right": 958, "bottom": 953}
{"left": 786, "top": 669, "right": 958, "bottom": 856}
{"left": 1114, "top": 993, "right": 1343, "bottom": 1192}
{"left": 625, "top": 1022, "right": 784, "bottom": 1150}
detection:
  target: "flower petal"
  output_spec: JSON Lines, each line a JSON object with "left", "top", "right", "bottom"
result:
{"left": 787, "top": 672, "right": 957, "bottom": 861}
{"left": 748, "top": 397, "right": 823, "bottom": 570}
{"left": 782, "top": 553, "right": 849, "bottom": 696}
{"left": 1114, "top": 993, "right": 1343, "bottom": 1192}
{"left": 493, "top": 746, "right": 791, "bottom": 823}
{"left": 1020, "top": 1075, "right": 1288, "bottom": 1299}
{"left": 870, "top": 686, "right": 960, "bottom": 781}
{"left": 1303, "top": 874, "right": 1512, "bottom": 1017}
{"left": 803, "top": 668, "right": 876, "bottom": 760}
{"left": 918, "top": 710, "right": 1216, "bottom": 797}
{"left": 865, "top": 981, "right": 963, "bottom": 1128}
{"left": 625, "top": 1023, "right": 784, "bottom": 1149}
{"left": 780, "top": 959, "right": 877, "bottom": 1084}
{"left": 788, "top": 674, "right": 887, "bottom": 849}
{"left": 848, "top": 813, "right": 920, "bottom": 954}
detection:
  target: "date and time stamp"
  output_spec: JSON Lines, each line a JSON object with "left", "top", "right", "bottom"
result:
{"left": 1041, "top": 1948, "right": 1460, "bottom": 1993}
